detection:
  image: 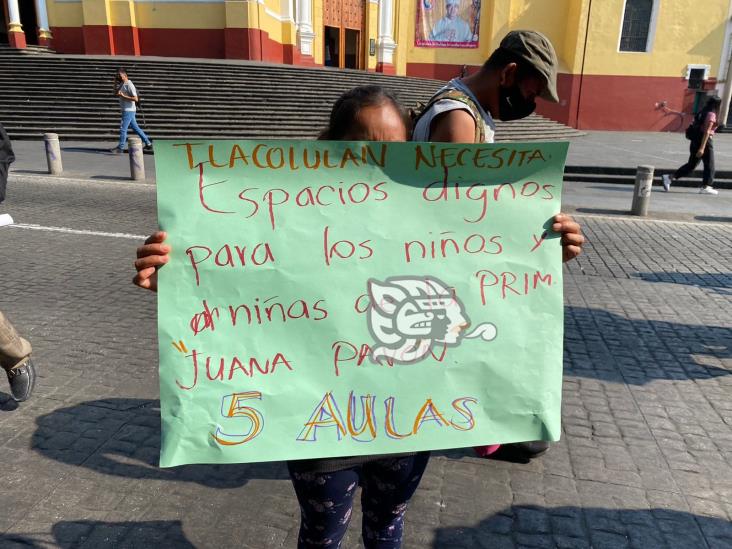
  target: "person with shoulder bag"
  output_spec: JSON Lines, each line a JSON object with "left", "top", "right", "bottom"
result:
{"left": 111, "top": 68, "right": 153, "bottom": 154}
{"left": 663, "top": 96, "right": 722, "bottom": 195}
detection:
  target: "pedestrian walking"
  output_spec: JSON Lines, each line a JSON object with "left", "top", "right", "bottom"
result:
{"left": 111, "top": 68, "right": 153, "bottom": 154}
{"left": 0, "top": 122, "right": 37, "bottom": 402}
{"left": 662, "top": 95, "right": 722, "bottom": 195}
{"left": 134, "top": 85, "right": 583, "bottom": 548}
{"left": 413, "top": 29, "right": 584, "bottom": 461}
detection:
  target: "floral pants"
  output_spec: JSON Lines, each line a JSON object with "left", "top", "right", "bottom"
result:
{"left": 287, "top": 452, "right": 430, "bottom": 549}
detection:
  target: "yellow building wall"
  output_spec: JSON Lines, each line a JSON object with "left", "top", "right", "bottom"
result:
{"left": 46, "top": 0, "right": 732, "bottom": 83}
{"left": 48, "top": 1, "right": 84, "bottom": 28}
{"left": 583, "top": 0, "right": 729, "bottom": 78}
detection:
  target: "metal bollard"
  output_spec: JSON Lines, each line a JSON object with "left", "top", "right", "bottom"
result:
{"left": 43, "top": 133, "right": 63, "bottom": 175}
{"left": 128, "top": 136, "right": 145, "bottom": 181}
{"left": 631, "top": 165, "right": 654, "bottom": 217}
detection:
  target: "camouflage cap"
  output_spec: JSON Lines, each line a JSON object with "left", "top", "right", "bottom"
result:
{"left": 499, "top": 30, "right": 559, "bottom": 103}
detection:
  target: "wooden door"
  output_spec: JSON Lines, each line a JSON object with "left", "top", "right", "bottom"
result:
{"left": 323, "top": 0, "right": 365, "bottom": 69}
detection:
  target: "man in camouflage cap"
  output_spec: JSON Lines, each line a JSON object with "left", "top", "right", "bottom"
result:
{"left": 414, "top": 31, "right": 582, "bottom": 461}
{"left": 413, "top": 29, "right": 559, "bottom": 143}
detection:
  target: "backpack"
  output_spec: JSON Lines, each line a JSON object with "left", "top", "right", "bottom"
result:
{"left": 685, "top": 110, "right": 706, "bottom": 140}
{"left": 411, "top": 88, "right": 486, "bottom": 142}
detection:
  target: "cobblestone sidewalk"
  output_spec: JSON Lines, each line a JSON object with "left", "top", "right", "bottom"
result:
{"left": 0, "top": 212, "right": 730, "bottom": 548}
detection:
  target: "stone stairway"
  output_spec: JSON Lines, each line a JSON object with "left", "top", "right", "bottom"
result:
{"left": 0, "top": 46, "right": 584, "bottom": 142}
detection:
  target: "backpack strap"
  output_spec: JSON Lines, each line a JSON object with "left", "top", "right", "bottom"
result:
{"left": 414, "top": 88, "right": 486, "bottom": 142}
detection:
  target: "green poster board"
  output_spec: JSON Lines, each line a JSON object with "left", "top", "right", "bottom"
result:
{"left": 155, "top": 139, "right": 568, "bottom": 467}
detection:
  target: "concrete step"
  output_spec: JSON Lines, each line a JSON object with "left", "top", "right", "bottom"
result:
{"left": 564, "top": 166, "right": 732, "bottom": 189}
{"left": 3, "top": 50, "right": 584, "bottom": 141}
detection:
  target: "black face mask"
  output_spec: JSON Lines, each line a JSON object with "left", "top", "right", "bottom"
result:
{"left": 498, "top": 85, "right": 536, "bottom": 121}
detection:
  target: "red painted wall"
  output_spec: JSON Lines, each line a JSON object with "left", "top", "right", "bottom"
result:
{"left": 138, "top": 28, "right": 225, "bottom": 58}
{"left": 407, "top": 62, "right": 473, "bottom": 81}
{"left": 83, "top": 25, "right": 114, "bottom": 54}
{"left": 51, "top": 26, "right": 308, "bottom": 65}
{"left": 574, "top": 75, "right": 697, "bottom": 131}
{"left": 535, "top": 72, "right": 579, "bottom": 127}
{"left": 111, "top": 26, "right": 140, "bottom": 56}
{"left": 49, "top": 27, "right": 85, "bottom": 53}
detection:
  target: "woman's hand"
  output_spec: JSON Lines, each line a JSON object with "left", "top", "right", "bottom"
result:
{"left": 552, "top": 214, "right": 584, "bottom": 263}
{"left": 133, "top": 231, "right": 170, "bottom": 292}
{"left": 696, "top": 148, "right": 705, "bottom": 159}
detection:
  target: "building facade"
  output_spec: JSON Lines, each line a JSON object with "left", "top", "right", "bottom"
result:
{"left": 3, "top": 0, "right": 732, "bottom": 130}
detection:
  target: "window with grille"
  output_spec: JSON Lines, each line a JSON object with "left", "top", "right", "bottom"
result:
{"left": 619, "top": 0, "right": 655, "bottom": 52}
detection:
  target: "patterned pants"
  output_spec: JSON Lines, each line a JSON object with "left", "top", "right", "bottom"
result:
{"left": 287, "top": 452, "right": 430, "bottom": 549}
{"left": 0, "top": 309, "right": 32, "bottom": 371}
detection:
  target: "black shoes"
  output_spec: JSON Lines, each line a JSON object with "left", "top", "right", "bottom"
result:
{"left": 111, "top": 147, "right": 124, "bottom": 154}
{"left": 511, "top": 440, "right": 550, "bottom": 457}
{"left": 143, "top": 143, "right": 154, "bottom": 153}
{"left": 6, "top": 359, "right": 37, "bottom": 402}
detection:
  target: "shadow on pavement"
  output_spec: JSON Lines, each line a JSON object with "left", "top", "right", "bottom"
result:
{"left": 31, "top": 398, "right": 289, "bottom": 488}
{"left": 585, "top": 185, "right": 635, "bottom": 193}
{"left": 432, "top": 505, "right": 732, "bottom": 548}
{"left": 89, "top": 175, "right": 139, "bottom": 181}
{"left": 10, "top": 169, "right": 50, "bottom": 176}
{"left": 695, "top": 215, "right": 732, "bottom": 223}
{"left": 573, "top": 207, "right": 629, "bottom": 216}
{"left": 0, "top": 519, "right": 195, "bottom": 548}
{"left": 565, "top": 307, "right": 731, "bottom": 384}
{"left": 633, "top": 272, "right": 732, "bottom": 295}
{"left": 61, "top": 146, "right": 116, "bottom": 154}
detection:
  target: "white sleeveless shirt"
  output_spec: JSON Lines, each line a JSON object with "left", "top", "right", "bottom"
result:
{"left": 413, "top": 78, "right": 496, "bottom": 143}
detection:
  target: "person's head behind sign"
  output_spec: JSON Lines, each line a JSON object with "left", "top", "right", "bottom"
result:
{"left": 320, "top": 86, "right": 409, "bottom": 142}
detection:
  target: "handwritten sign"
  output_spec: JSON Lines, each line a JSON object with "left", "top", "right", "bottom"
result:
{"left": 155, "top": 140, "right": 568, "bottom": 467}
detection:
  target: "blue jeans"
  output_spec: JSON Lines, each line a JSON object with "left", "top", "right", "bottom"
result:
{"left": 287, "top": 452, "right": 430, "bottom": 549}
{"left": 118, "top": 110, "right": 151, "bottom": 149}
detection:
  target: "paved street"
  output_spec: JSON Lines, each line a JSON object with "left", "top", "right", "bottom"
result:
{"left": 0, "top": 173, "right": 731, "bottom": 548}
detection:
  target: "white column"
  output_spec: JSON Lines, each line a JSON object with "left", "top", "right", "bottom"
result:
{"left": 296, "top": 0, "right": 315, "bottom": 56}
{"left": 377, "top": 0, "right": 397, "bottom": 65}
{"left": 34, "top": 0, "right": 53, "bottom": 41}
{"left": 7, "top": 0, "right": 23, "bottom": 33}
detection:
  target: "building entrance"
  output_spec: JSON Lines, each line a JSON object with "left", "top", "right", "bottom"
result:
{"left": 323, "top": 0, "right": 364, "bottom": 69}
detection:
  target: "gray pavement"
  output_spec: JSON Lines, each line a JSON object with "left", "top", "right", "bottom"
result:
{"left": 0, "top": 161, "right": 731, "bottom": 548}
{"left": 567, "top": 131, "right": 732, "bottom": 171}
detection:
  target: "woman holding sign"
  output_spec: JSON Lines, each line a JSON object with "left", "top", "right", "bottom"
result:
{"left": 134, "top": 85, "right": 584, "bottom": 549}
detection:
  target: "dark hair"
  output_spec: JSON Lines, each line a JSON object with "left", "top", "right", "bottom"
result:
{"left": 117, "top": 67, "right": 127, "bottom": 76}
{"left": 702, "top": 95, "right": 722, "bottom": 114}
{"left": 319, "top": 85, "right": 409, "bottom": 140}
{"left": 482, "top": 47, "right": 541, "bottom": 82}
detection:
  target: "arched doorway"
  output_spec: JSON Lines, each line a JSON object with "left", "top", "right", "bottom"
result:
{"left": 323, "top": 0, "right": 365, "bottom": 69}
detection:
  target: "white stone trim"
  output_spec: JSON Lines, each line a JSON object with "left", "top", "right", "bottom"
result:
{"left": 685, "top": 64, "right": 711, "bottom": 81}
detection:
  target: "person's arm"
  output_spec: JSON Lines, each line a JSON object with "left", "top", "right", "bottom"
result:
{"left": 117, "top": 91, "right": 139, "bottom": 102}
{"left": 697, "top": 113, "right": 715, "bottom": 158}
{"left": 133, "top": 231, "right": 170, "bottom": 292}
{"left": 429, "top": 109, "right": 477, "bottom": 143}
